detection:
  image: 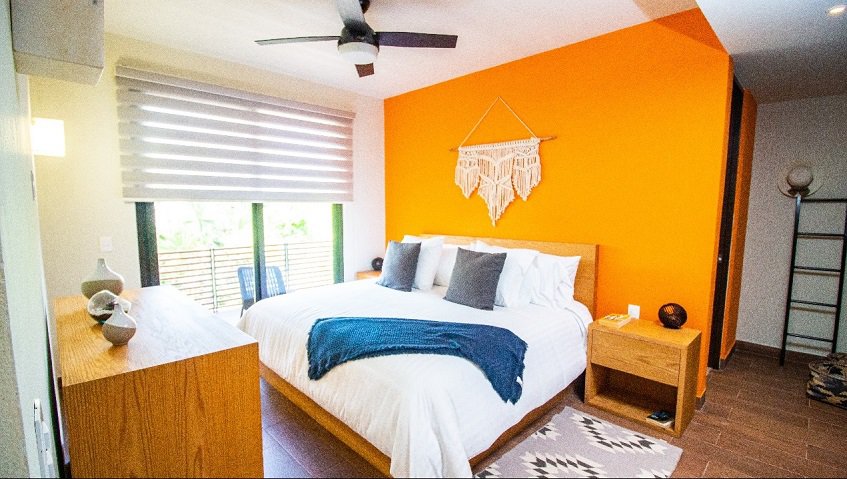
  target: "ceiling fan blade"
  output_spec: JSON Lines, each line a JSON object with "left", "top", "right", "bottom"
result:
{"left": 336, "top": 0, "right": 368, "bottom": 31}
{"left": 376, "top": 32, "right": 458, "bottom": 48}
{"left": 255, "top": 36, "right": 340, "bottom": 46}
{"left": 356, "top": 63, "right": 375, "bottom": 77}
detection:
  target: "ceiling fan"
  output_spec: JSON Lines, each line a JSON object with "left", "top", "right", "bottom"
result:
{"left": 255, "top": 0, "right": 458, "bottom": 77}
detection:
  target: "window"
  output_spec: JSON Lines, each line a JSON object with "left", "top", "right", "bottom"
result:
{"left": 262, "top": 203, "right": 334, "bottom": 291}
{"left": 121, "top": 66, "right": 352, "bottom": 313}
{"left": 155, "top": 202, "right": 251, "bottom": 311}
{"left": 141, "top": 201, "right": 339, "bottom": 313}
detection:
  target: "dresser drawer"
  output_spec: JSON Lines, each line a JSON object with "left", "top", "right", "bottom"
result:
{"left": 591, "top": 330, "right": 680, "bottom": 385}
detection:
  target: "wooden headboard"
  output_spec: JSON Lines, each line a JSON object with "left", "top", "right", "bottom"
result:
{"left": 420, "top": 234, "right": 598, "bottom": 316}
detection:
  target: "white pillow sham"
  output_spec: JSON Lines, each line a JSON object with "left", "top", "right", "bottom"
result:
{"left": 401, "top": 235, "right": 444, "bottom": 290}
{"left": 434, "top": 244, "right": 459, "bottom": 287}
{"left": 525, "top": 253, "right": 581, "bottom": 309}
{"left": 474, "top": 241, "right": 539, "bottom": 308}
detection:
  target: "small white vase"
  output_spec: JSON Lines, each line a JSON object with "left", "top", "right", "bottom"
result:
{"left": 81, "top": 258, "right": 125, "bottom": 299}
{"left": 102, "top": 303, "right": 137, "bottom": 346}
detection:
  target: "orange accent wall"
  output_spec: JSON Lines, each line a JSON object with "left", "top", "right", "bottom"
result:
{"left": 721, "top": 89, "right": 758, "bottom": 359}
{"left": 384, "top": 9, "right": 732, "bottom": 396}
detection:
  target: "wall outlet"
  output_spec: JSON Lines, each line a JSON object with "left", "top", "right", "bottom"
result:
{"left": 33, "top": 399, "right": 56, "bottom": 478}
{"left": 627, "top": 304, "right": 641, "bottom": 319}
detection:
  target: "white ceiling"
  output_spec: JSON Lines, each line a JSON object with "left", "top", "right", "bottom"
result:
{"left": 106, "top": 1, "right": 846, "bottom": 103}
{"left": 105, "top": 0, "right": 697, "bottom": 99}
{"left": 698, "top": 0, "right": 847, "bottom": 103}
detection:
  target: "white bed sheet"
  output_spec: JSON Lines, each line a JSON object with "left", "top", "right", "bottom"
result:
{"left": 238, "top": 279, "right": 592, "bottom": 478}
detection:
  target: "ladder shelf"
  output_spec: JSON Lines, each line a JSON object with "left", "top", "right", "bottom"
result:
{"left": 780, "top": 196, "right": 847, "bottom": 365}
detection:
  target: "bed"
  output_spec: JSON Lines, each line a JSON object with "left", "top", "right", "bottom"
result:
{"left": 238, "top": 235, "right": 598, "bottom": 477}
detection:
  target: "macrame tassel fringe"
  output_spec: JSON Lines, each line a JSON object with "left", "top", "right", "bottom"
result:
{"left": 455, "top": 155, "right": 480, "bottom": 198}
{"left": 477, "top": 150, "right": 515, "bottom": 226}
{"left": 455, "top": 136, "right": 542, "bottom": 226}
{"left": 512, "top": 153, "right": 540, "bottom": 201}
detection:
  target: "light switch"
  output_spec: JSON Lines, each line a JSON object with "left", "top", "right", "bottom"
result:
{"left": 99, "top": 236, "right": 113, "bottom": 252}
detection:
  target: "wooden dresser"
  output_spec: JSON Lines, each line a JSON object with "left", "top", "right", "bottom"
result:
{"left": 55, "top": 286, "right": 263, "bottom": 478}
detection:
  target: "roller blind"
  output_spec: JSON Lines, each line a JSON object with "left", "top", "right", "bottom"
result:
{"left": 115, "top": 66, "right": 354, "bottom": 202}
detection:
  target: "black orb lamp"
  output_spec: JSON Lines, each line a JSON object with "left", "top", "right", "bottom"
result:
{"left": 658, "top": 303, "right": 687, "bottom": 329}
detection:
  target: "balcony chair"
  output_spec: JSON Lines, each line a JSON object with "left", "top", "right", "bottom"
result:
{"left": 237, "top": 266, "right": 286, "bottom": 314}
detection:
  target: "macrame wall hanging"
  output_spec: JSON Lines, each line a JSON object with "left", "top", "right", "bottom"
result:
{"left": 452, "top": 97, "right": 555, "bottom": 226}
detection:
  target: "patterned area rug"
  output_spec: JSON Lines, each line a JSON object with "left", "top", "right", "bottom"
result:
{"left": 476, "top": 407, "right": 682, "bottom": 478}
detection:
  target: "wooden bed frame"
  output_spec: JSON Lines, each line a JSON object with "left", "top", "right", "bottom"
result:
{"left": 259, "top": 235, "right": 599, "bottom": 477}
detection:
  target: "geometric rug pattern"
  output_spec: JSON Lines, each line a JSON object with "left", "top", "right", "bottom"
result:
{"left": 476, "top": 407, "right": 682, "bottom": 478}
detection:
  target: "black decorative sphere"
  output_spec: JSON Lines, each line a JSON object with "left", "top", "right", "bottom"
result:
{"left": 371, "top": 257, "right": 384, "bottom": 271}
{"left": 658, "top": 303, "right": 687, "bottom": 329}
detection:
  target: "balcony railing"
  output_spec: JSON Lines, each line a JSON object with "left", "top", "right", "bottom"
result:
{"left": 158, "top": 240, "right": 334, "bottom": 312}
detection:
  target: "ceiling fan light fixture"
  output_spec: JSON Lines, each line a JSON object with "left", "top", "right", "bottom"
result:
{"left": 338, "top": 41, "right": 378, "bottom": 65}
{"left": 828, "top": 4, "right": 846, "bottom": 16}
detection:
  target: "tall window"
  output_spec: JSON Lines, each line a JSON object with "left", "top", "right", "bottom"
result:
{"left": 118, "top": 66, "right": 352, "bottom": 313}
{"left": 145, "top": 202, "right": 336, "bottom": 313}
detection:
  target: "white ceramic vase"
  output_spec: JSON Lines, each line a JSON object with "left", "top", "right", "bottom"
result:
{"left": 101, "top": 303, "right": 137, "bottom": 346}
{"left": 81, "top": 258, "right": 125, "bottom": 299}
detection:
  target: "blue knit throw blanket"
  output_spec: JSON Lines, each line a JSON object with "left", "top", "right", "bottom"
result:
{"left": 307, "top": 317, "right": 528, "bottom": 404}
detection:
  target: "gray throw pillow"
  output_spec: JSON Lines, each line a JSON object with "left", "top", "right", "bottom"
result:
{"left": 377, "top": 241, "right": 421, "bottom": 292}
{"left": 444, "top": 248, "right": 507, "bottom": 310}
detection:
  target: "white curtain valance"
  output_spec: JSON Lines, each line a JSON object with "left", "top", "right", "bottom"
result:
{"left": 115, "top": 66, "right": 355, "bottom": 203}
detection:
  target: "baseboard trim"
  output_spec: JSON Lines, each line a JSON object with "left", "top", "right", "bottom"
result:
{"left": 735, "top": 340, "right": 825, "bottom": 364}
{"left": 695, "top": 391, "right": 706, "bottom": 410}
{"left": 718, "top": 342, "right": 737, "bottom": 370}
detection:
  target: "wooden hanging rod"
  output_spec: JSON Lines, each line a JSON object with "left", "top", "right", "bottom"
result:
{"left": 449, "top": 135, "right": 557, "bottom": 152}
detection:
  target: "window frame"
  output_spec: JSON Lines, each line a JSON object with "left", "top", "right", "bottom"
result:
{"left": 135, "top": 201, "right": 344, "bottom": 302}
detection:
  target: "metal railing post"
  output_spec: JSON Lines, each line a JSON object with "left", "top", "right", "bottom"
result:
{"left": 210, "top": 247, "right": 218, "bottom": 312}
{"left": 283, "top": 242, "right": 291, "bottom": 286}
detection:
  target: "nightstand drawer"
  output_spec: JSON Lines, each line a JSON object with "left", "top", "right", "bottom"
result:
{"left": 591, "top": 331, "right": 679, "bottom": 385}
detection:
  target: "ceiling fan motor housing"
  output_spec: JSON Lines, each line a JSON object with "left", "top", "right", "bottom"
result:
{"left": 338, "top": 26, "right": 379, "bottom": 64}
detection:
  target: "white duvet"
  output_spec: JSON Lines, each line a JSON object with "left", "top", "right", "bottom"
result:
{"left": 238, "top": 279, "right": 591, "bottom": 478}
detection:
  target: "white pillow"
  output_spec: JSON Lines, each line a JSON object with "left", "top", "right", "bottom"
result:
{"left": 402, "top": 235, "right": 444, "bottom": 290}
{"left": 475, "top": 241, "right": 539, "bottom": 308}
{"left": 434, "top": 244, "right": 458, "bottom": 286}
{"left": 527, "top": 253, "right": 581, "bottom": 309}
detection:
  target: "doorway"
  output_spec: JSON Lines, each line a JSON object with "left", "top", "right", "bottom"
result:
{"left": 709, "top": 76, "right": 745, "bottom": 369}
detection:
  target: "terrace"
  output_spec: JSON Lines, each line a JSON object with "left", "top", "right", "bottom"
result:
{"left": 158, "top": 240, "right": 334, "bottom": 317}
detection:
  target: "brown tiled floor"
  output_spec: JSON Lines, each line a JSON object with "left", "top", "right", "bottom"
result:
{"left": 260, "top": 349, "right": 847, "bottom": 477}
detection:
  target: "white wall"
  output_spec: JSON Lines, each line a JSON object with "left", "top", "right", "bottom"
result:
{"left": 0, "top": 1, "right": 56, "bottom": 475}
{"left": 343, "top": 95, "right": 385, "bottom": 280}
{"left": 737, "top": 93, "right": 847, "bottom": 355}
{"left": 0, "top": 236, "right": 28, "bottom": 478}
{"left": 31, "top": 33, "right": 386, "bottom": 302}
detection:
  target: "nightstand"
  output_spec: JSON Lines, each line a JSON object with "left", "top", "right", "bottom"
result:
{"left": 585, "top": 319, "right": 701, "bottom": 437}
{"left": 356, "top": 270, "right": 381, "bottom": 280}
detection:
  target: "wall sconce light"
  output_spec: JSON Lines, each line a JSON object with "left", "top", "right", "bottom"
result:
{"left": 778, "top": 163, "right": 823, "bottom": 198}
{"left": 31, "top": 117, "right": 65, "bottom": 157}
